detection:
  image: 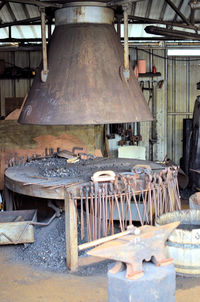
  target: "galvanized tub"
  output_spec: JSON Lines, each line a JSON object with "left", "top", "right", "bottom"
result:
{"left": 189, "top": 192, "right": 200, "bottom": 210}
{"left": 156, "top": 209, "right": 200, "bottom": 276}
{"left": 0, "top": 210, "right": 37, "bottom": 245}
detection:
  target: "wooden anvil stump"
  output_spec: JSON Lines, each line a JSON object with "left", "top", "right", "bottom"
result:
{"left": 88, "top": 222, "right": 180, "bottom": 280}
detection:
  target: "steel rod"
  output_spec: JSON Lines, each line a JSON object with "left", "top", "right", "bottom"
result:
{"left": 168, "top": 112, "right": 193, "bottom": 115}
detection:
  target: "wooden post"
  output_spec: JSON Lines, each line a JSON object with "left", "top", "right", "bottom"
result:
{"left": 64, "top": 188, "right": 78, "bottom": 271}
{"left": 4, "top": 186, "right": 14, "bottom": 211}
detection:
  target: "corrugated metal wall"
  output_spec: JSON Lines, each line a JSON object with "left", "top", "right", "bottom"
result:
{"left": 130, "top": 47, "right": 167, "bottom": 162}
{"left": 0, "top": 50, "right": 41, "bottom": 116}
{"left": 0, "top": 47, "right": 199, "bottom": 164}
{"left": 167, "top": 56, "right": 197, "bottom": 164}
{"left": 130, "top": 47, "right": 199, "bottom": 164}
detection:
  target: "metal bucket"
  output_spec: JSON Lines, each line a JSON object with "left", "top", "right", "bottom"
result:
{"left": 189, "top": 192, "right": 200, "bottom": 210}
{"left": 156, "top": 209, "right": 200, "bottom": 276}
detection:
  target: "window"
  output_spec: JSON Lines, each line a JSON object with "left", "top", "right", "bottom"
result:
{"left": 168, "top": 48, "right": 200, "bottom": 56}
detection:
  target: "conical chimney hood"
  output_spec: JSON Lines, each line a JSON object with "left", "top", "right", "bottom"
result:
{"left": 18, "top": 2, "right": 153, "bottom": 125}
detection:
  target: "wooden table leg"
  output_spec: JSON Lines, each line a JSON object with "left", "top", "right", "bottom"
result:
{"left": 64, "top": 189, "right": 78, "bottom": 271}
{"left": 4, "top": 186, "right": 14, "bottom": 211}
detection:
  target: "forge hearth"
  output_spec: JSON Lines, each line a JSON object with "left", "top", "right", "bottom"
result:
{"left": 5, "top": 157, "right": 163, "bottom": 202}
{"left": 4, "top": 157, "right": 181, "bottom": 271}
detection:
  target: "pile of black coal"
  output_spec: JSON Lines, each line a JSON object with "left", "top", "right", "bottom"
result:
{"left": 3, "top": 212, "right": 113, "bottom": 276}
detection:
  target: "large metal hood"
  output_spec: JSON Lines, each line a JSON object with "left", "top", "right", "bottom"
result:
{"left": 18, "top": 2, "right": 153, "bottom": 125}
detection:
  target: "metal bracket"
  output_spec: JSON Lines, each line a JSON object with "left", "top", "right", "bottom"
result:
{"left": 41, "top": 70, "right": 48, "bottom": 83}
{"left": 123, "top": 68, "right": 130, "bottom": 82}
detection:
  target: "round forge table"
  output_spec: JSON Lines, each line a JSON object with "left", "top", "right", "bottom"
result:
{"left": 4, "top": 157, "right": 164, "bottom": 270}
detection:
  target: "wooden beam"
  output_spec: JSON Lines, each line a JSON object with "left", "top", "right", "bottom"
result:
{"left": 165, "top": 0, "right": 190, "bottom": 26}
{"left": 64, "top": 189, "right": 78, "bottom": 271}
{"left": 4, "top": 186, "right": 14, "bottom": 211}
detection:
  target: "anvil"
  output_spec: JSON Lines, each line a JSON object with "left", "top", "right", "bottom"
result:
{"left": 87, "top": 221, "right": 180, "bottom": 280}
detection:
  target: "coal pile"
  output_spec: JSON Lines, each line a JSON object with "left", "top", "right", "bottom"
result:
{"left": 4, "top": 212, "right": 113, "bottom": 276}
{"left": 24, "top": 157, "right": 143, "bottom": 179}
{"left": 25, "top": 157, "right": 84, "bottom": 178}
{"left": 15, "top": 213, "right": 67, "bottom": 272}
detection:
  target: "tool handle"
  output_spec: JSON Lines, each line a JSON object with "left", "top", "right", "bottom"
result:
{"left": 91, "top": 170, "right": 116, "bottom": 182}
{"left": 79, "top": 228, "right": 134, "bottom": 251}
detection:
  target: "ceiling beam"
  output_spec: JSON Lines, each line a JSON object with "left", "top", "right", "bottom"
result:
{"left": 165, "top": 0, "right": 190, "bottom": 26}
{"left": 5, "top": 2, "right": 16, "bottom": 21}
{"left": 0, "top": 37, "right": 184, "bottom": 43}
{"left": 145, "top": 0, "right": 152, "bottom": 19}
{"left": 130, "top": 2, "right": 136, "bottom": 15}
{"left": 21, "top": 2, "right": 30, "bottom": 19}
{"left": 190, "top": 8, "right": 195, "bottom": 25}
{"left": 190, "top": 2, "right": 200, "bottom": 9}
{"left": 107, "top": 0, "right": 145, "bottom": 7}
{"left": 0, "top": 1, "right": 6, "bottom": 10}
{"left": 21, "top": 3, "right": 38, "bottom": 38}
{"left": 0, "top": 38, "right": 45, "bottom": 42}
{"left": 145, "top": 25, "right": 200, "bottom": 40}
{"left": 0, "top": 16, "right": 40, "bottom": 28}
{"left": 5, "top": 2, "right": 25, "bottom": 38}
{"left": 173, "top": 0, "right": 184, "bottom": 22}
{"left": 128, "top": 15, "right": 198, "bottom": 30}
{"left": 2, "top": 0, "right": 62, "bottom": 8}
{"left": 159, "top": 2, "right": 167, "bottom": 21}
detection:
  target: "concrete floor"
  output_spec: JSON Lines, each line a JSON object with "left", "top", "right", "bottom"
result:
{"left": 0, "top": 251, "right": 200, "bottom": 302}
{"left": 1, "top": 198, "right": 199, "bottom": 302}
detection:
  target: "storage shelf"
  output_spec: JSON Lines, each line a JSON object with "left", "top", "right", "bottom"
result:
{"left": 138, "top": 72, "right": 161, "bottom": 78}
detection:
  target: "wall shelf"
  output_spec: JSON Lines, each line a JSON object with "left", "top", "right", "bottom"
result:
{"left": 138, "top": 72, "right": 161, "bottom": 78}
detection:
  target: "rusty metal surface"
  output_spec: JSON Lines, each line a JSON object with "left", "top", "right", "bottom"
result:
{"left": 55, "top": 5, "right": 114, "bottom": 25}
{"left": 87, "top": 222, "right": 180, "bottom": 280}
{"left": 18, "top": 22, "right": 153, "bottom": 125}
{"left": 4, "top": 157, "right": 163, "bottom": 199}
{"left": 0, "top": 209, "right": 37, "bottom": 245}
